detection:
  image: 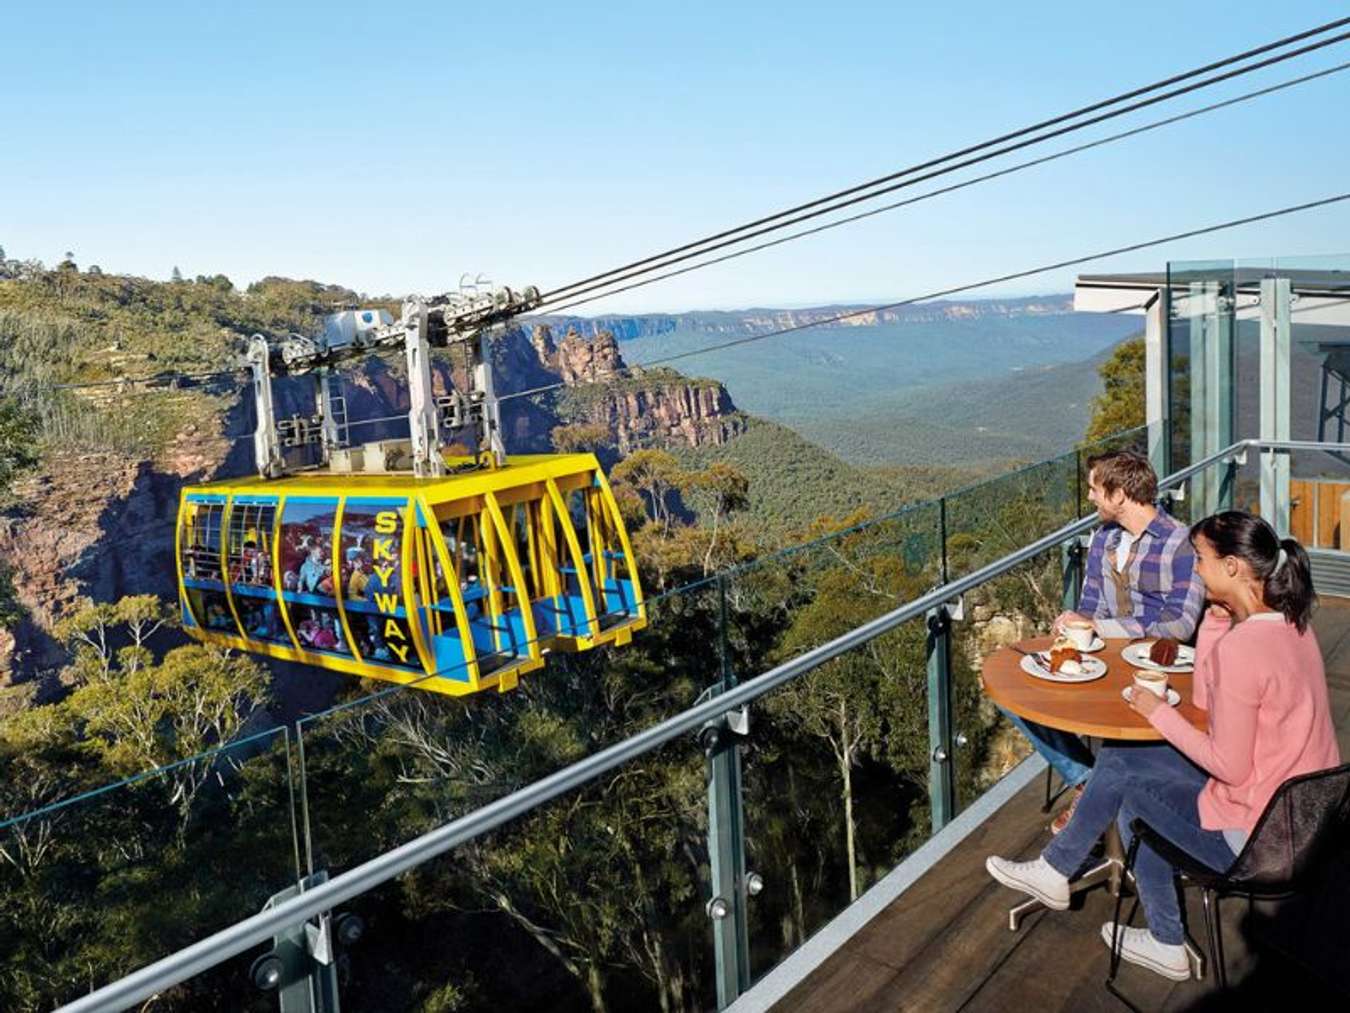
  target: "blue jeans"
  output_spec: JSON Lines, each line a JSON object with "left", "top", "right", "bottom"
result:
{"left": 1042, "top": 743, "right": 1236, "bottom": 945}
{"left": 1002, "top": 709, "right": 1094, "bottom": 789}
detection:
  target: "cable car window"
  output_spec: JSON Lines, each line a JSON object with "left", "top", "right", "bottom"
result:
{"left": 180, "top": 498, "right": 236, "bottom": 634}
{"left": 225, "top": 499, "right": 290, "bottom": 646}
{"left": 279, "top": 499, "right": 349, "bottom": 657}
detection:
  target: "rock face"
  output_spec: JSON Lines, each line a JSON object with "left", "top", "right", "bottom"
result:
{"left": 0, "top": 425, "right": 233, "bottom": 685}
{"left": 573, "top": 379, "right": 745, "bottom": 454}
{"left": 508, "top": 324, "right": 744, "bottom": 453}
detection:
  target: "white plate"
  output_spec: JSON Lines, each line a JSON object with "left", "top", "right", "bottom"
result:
{"left": 1020, "top": 653, "right": 1107, "bottom": 684}
{"left": 1121, "top": 641, "right": 1195, "bottom": 673}
{"left": 1121, "top": 686, "right": 1181, "bottom": 707}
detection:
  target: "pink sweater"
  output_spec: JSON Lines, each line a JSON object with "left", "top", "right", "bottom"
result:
{"left": 1149, "top": 609, "right": 1341, "bottom": 832}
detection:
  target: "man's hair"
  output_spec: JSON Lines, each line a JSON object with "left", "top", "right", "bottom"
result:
{"left": 1086, "top": 449, "right": 1157, "bottom": 505}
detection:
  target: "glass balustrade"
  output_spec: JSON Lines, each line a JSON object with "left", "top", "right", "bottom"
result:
{"left": 8, "top": 423, "right": 1262, "bottom": 1011}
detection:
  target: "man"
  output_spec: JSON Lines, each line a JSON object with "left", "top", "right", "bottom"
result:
{"left": 1009, "top": 449, "right": 1205, "bottom": 833}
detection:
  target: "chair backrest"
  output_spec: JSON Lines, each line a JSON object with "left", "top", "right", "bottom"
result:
{"left": 1227, "top": 762, "right": 1350, "bottom": 891}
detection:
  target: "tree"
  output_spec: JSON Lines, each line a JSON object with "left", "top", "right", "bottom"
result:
{"left": 0, "top": 395, "right": 39, "bottom": 497}
{"left": 611, "top": 449, "right": 686, "bottom": 532}
{"left": 680, "top": 462, "right": 749, "bottom": 574}
{"left": 0, "top": 397, "right": 38, "bottom": 628}
{"left": 1084, "top": 337, "right": 1145, "bottom": 443}
{"left": 550, "top": 422, "right": 610, "bottom": 454}
{"left": 171, "top": 265, "right": 184, "bottom": 283}
{"left": 63, "top": 644, "right": 269, "bottom": 828}
{"left": 764, "top": 550, "right": 928, "bottom": 902}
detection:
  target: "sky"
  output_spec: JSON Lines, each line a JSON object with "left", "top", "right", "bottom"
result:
{"left": 4, "top": 1, "right": 1349, "bottom": 312}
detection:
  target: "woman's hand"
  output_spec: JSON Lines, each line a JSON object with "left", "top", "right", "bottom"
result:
{"left": 1206, "top": 602, "right": 1234, "bottom": 622}
{"left": 1126, "top": 685, "right": 1164, "bottom": 719}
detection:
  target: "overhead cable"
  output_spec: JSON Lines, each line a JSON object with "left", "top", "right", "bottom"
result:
{"left": 538, "top": 60, "right": 1350, "bottom": 315}
{"left": 534, "top": 28, "right": 1350, "bottom": 312}
{"left": 535, "top": 16, "right": 1350, "bottom": 304}
{"left": 500, "top": 190, "right": 1350, "bottom": 403}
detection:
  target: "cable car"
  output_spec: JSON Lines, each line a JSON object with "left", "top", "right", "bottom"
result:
{"left": 176, "top": 290, "right": 646, "bottom": 695}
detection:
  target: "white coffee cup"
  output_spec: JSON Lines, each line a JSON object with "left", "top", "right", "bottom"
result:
{"left": 1133, "top": 669, "right": 1169, "bottom": 699}
{"left": 1063, "top": 619, "right": 1096, "bottom": 651}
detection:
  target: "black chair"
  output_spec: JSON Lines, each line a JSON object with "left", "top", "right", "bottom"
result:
{"left": 1106, "top": 762, "right": 1350, "bottom": 1005}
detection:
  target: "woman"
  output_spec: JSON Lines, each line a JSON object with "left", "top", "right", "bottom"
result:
{"left": 986, "top": 512, "right": 1340, "bottom": 981}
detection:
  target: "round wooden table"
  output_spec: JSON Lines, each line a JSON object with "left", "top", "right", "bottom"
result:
{"left": 982, "top": 635, "right": 1205, "bottom": 740}
{"left": 982, "top": 635, "right": 1207, "bottom": 932}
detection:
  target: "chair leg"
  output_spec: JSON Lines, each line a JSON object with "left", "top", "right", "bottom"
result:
{"left": 1042, "top": 765, "right": 1056, "bottom": 812}
{"left": 1201, "top": 889, "right": 1228, "bottom": 990}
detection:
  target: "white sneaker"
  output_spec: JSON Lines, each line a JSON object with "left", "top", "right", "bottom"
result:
{"left": 1100, "top": 922, "right": 1191, "bottom": 981}
{"left": 985, "top": 855, "right": 1070, "bottom": 910}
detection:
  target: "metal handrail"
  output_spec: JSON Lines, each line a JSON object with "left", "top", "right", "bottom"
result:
{"left": 60, "top": 436, "right": 1253, "bottom": 1013}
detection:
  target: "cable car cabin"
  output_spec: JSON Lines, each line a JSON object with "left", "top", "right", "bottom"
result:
{"left": 176, "top": 454, "right": 646, "bottom": 696}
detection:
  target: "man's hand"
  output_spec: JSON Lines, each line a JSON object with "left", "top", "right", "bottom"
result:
{"left": 1125, "top": 685, "right": 1164, "bottom": 719}
{"left": 1052, "top": 611, "right": 1094, "bottom": 634}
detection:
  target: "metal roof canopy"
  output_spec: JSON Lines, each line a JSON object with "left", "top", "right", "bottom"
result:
{"left": 1074, "top": 268, "right": 1350, "bottom": 339}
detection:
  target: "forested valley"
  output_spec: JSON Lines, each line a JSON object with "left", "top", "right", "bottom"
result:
{"left": 0, "top": 255, "right": 1145, "bottom": 1011}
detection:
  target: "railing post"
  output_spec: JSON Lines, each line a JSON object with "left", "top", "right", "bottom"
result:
{"left": 1061, "top": 537, "right": 1084, "bottom": 612}
{"left": 926, "top": 605, "right": 956, "bottom": 833}
{"left": 707, "top": 574, "right": 751, "bottom": 1008}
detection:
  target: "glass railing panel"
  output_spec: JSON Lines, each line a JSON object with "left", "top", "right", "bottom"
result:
{"left": 317, "top": 735, "right": 715, "bottom": 1012}
{"left": 742, "top": 615, "right": 932, "bottom": 985}
{"left": 944, "top": 450, "right": 1078, "bottom": 576}
{"left": 0, "top": 726, "right": 300, "bottom": 1012}
{"left": 1166, "top": 258, "right": 1238, "bottom": 487}
{"left": 951, "top": 541, "right": 1066, "bottom": 804}
{"left": 296, "top": 578, "right": 718, "bottom": 881}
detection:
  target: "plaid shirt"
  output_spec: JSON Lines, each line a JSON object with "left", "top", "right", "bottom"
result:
{"left": 1077, "top": 509, "right": 1204, "bottom": 641}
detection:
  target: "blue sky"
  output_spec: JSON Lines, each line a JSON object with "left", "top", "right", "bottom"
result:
{"left": 4, "top": 1, "right": 1348, "bottom": 311}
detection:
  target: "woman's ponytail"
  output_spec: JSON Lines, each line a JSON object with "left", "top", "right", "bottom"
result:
{"left": 1190, "top": 512, "right": 1317, "bottom": 631}
{"left": 1265, "top": 537, "right": 1315, "bottom": 632}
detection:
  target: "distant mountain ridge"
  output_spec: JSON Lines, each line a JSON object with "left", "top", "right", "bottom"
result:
{"left": 526, "top": 294, "right": 1075, "bottom": 341}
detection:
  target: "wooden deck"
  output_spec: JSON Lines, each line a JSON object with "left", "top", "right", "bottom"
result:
{"left": 774, "top": 601, "right": 1350, "bottom": 1012}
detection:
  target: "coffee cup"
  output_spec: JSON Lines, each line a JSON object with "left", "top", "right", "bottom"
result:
{"left": 1133, "top": 669, "right": 1169, "bottom": 699}
{"left": 1063, "top": 620, "right": 1096, "bottom": 651}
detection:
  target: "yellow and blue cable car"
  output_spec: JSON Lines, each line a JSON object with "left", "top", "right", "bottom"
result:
{"left": 176, "top": 292, "right": 645, "bottom": 695}
{"left": 178, "top": 454, "right": 644, "bottom": 695}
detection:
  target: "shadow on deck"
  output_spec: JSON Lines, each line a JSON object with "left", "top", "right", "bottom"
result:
{"left": 772, "top": 601, "right": 1350, "bottom": 1012}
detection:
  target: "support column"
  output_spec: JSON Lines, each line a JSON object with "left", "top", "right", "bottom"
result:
{"left": 1188, "top": 280, "right": 1234, "bottom": 514}
{"left": 1061, "top": 538, "right": 1084, "bottom": 612}
{"left": 926, "top": 605, "right": 955, "bottom": 834}
{"left": 403, "top": 300, "right": 445, "bottom": 478}
{"left": 247, "top": 335, "right": 285, "bottom": 479}
{"left": 1144, "top": 287, "right": 1171, "bottom": 477}
{"left": 1260, "top": 277, "right": 1292, "bottom": 534}
{"left": 475, "top": 330, "right": 507, "bottom": 467}
{"left": 315, "top": 368, "right": 341, "bottom": 467}
{"left": 707, "top": 575, "right": 750, "bottom": 1009}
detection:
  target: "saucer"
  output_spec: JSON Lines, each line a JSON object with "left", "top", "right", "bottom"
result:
{"left": 1122, "top": 686, "right": 1181, "bottom": 707}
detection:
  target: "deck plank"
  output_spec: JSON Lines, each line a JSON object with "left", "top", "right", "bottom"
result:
{"left": 771, "top": 601, "right": 1350, "bottom": 1013}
